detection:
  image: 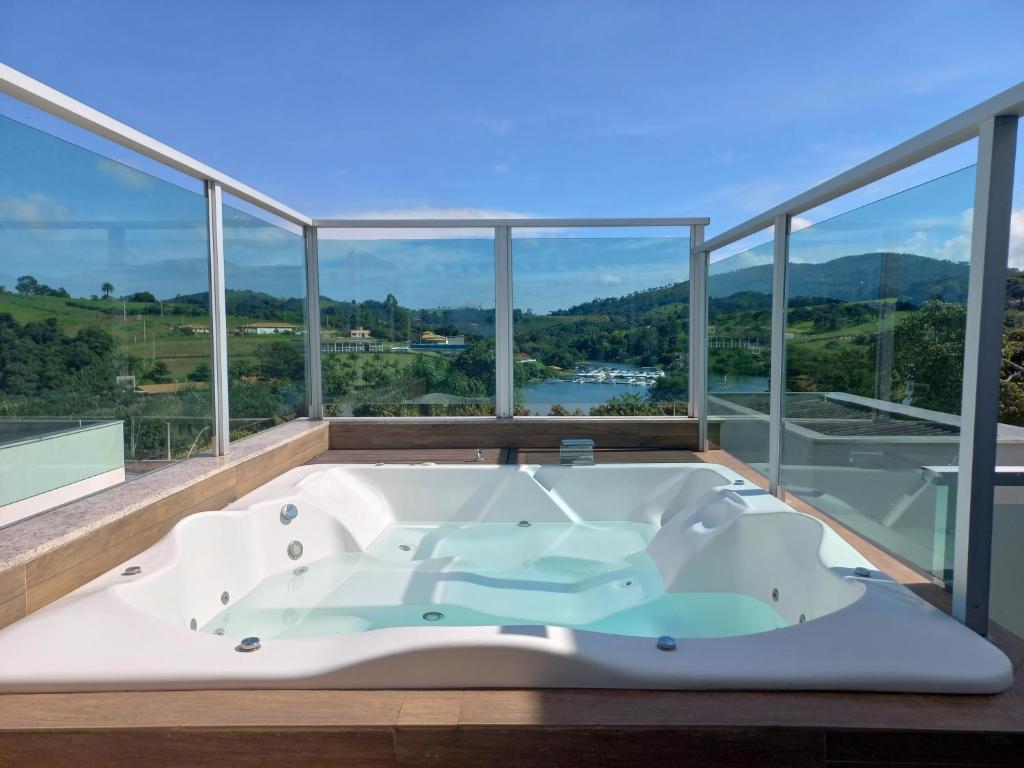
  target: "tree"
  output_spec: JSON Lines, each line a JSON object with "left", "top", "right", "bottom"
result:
{"left": 892, "top": 300, "right": 967, "bottom": 414}
{"left": 101, "top": 282, "right": 115, "bottom": 300}
{"left": 15, "top": 275, "right": 39, "bottom": 295}
{"left": 144, "top": 360, "right": 172, "bottom": 384}
{"left": 188, "top": 362, "right": 211, "bottom": 382}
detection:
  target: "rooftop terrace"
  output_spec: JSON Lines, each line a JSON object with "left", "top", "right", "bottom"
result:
{"left": 0, "top": 60, "right": 1023, "bottom": 765}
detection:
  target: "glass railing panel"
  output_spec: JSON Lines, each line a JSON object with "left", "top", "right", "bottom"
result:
{"left": 992, "top": 499, "right": 1024, "bottom": 641}
{"left": 782, "top": 166, "right": 976, "bottom": 580}
{"left": 317, "top": 233, "right": 495, "bottom": 416}
{"left": 222, "top": 203, "right": 307, "bottom": 437}
{"left": 989, "top": 131, "right": 1024, "bottom": 640}
{"left": 0, "top": 113, "right": 212, "bottom": 522}
{"left": 706, "top": 238, "right": 774, "bottom": 472}
{"left": 511, "top": 232, "right": 689, "bottom": 416}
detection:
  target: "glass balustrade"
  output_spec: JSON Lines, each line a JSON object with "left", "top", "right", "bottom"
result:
{"left": 512, "top": 231, "right": 690, "bottom": 416}
{"left": 781, "top": 167, "right": 978, "bottom": 581}
{"left": 0, "top": 114, "right": 212, "bottom": 522}
{"left": 222, "top": 201, "right": 308, "bottom": 437}
{"left": 317, "top": 232, "right": 496, "bottom": 416}
{"left": 706, "top": 238, "right": 774, "bottom": 472}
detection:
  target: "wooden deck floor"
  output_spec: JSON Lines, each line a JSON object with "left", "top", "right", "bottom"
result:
{"left": 1, "top": 448, "right": 1022, "bottom": 767}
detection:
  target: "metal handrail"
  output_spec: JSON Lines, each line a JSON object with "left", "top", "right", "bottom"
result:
{"left": 696, "top": 79, "right": 1024, "bottom": 256}
{"left": 0, "top": 62, "right": 311, "bottom": 227}
{"left": 314, "top": 217, "right": 708, "bottom": 228}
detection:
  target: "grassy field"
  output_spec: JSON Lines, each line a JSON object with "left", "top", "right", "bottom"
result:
{"left": 0, "top": 293, "right": 309, "bottom": 379}
{"left": 2, "top": 290, "right": 904, "bottom": 383}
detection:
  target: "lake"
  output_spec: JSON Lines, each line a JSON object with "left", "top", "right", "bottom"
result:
{"left": 520, "top": 367, "right": 768, "bottom": 415}
{"left": 520, "top": 362, "right": 661, "bottom": 415}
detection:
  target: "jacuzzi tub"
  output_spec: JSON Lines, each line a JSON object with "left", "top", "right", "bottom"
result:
{"left": 0, "top": 463, "right": 1012, "bottom": 693}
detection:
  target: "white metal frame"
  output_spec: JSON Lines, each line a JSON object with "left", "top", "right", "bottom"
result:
{"left": 313, "top": 217, "right": 707, "bottom": 229}
{"left": 204, "top": 181, "right": 230, "bottom": 456}
{"left": 698, "top": 80, "right": 1024, "bottom": 256}
{"left": 317, "top": 219, "right": 705, "bottom": 420}
{"left": 493, "top": 226, "right": 514, "bottom": 418}
{"left": 767, "top": 214, "right": 790, "bottom": 496}
{"left": 688, "top": 225, "right": 707, "bottom": 448}
{"left": 303, "top": 226, "right": 324, "bottom": 420}
{"left": 0, "top": 64, "right": 309, "bottom": 227}
{"left": 696, "top": 80, "right": 1024, "bottom": 637}
{"left": 953, "top": 115, "right": 1019, "bottom": 633}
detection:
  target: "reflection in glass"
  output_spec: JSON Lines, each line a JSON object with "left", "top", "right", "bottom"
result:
{"left": 512, "top": 235, "right": 690, "bottom": 416}
{"left": 706, "top": 239, "right": 774, "bottom": 472}
{"left": 317, "top": 236, "right": 495, "bottom": 416}
{"left": 782, "top": 167, "right": 976, "bottom": 580}
{"left": 222, "top": 204, "right": 307, "bottom": 437}
{"left": 0, "top": 114, "right": 212, "bottom": 518}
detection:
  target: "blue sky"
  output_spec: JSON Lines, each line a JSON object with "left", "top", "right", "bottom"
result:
{"left": 1, "top": 1, "right": 1023, "bottom": 311}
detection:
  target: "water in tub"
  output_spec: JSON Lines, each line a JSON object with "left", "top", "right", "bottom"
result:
{"left": 200, "top": 520, "right": 788, "bottom": 639}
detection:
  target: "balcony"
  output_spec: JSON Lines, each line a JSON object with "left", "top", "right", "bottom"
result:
{"left": 1, "top": 62, "right": 1023, "bottom": 763}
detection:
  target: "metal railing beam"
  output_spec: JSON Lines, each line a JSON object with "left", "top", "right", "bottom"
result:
{"left": 767, "top": 214, "right": 791, "bottom": 496}
{"left": 0, "top": 62, "right": 311, "bottom": 227}
{"left": 313, "top": 217, "right": 708, "bottom": 229}
{"left": 204, "top": 181, "right": 230, "bottom": 456}
{"left": 953, "top": 114, "right": 1019, "bottom": 635}
{"left": 303, "top": 226, "right": 323, "bottom": 420}
{"left": 494, "top": 226, "right": 514, "bottom": 418}
{"left": 689, "top": 224, "right": 708, "bottom": 448}
{"left": 697, "top": 80, "right": 1024, "bottom": 256}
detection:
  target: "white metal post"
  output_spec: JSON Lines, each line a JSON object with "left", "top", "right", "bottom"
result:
{"left": 768, "top": 214, "right": 791, "bottom": 496}
{"left": 494, "top": 226, "right": 514, "bottom": 418}
{"left": 689, "top": 225, "right": 708, "bottom": 449}
{"left": 204, "top": 180, "right": 230, "bottom": 456}
{"left": 953, "top": 115, "right": 1018, "bottom": 634}
{"left": 303, "top": 226, "right": 323, "bottom": 420}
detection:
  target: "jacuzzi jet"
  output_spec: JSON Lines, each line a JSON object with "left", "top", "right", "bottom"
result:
{"left": 399, "top": 544, "right": 412, "bottom": 552}
{"left": 799, "top": 614, "right": 806, "bottom": 624}
{"left": 293, "top": 566, "right": 308, "bottom": 576}
{"left": 656, "top": 635, "right": 677, "bottom": 651}
{"left": 517, "top": 520, "right": 531, "bottom": 528}
{"left": 121, "top": 566, "right": 142, "bottom": 576}
{"left": 854, "top": 566, "right": 872, "bottom": 578}
{"left": 237, "top": 637, "right": 261, "bottom": 653}
{"left": 771, "top": 588, "right": 780, "bottom": 602}
{"left": 213, "top": 628, "right": 225, "bottom": 636}
{"left": 621, "top": 579, "right": 634, "bottom": 588}
{"left": 221, "top": 591, "right": 230, "bottom": 605}
{"left": 287, "top": 540, "right": 304, "bottom": 560}
{"left": 279, "top": 504, "right": 299, "bottom": 525}
{"left": 190, "top": 618, "right": 197, "bottom": 631}
{"left": 422, "top": 611, "right": 444, "bottom": 622}
{"left": 733, "top": 479, "right": 744, "bottom": 485}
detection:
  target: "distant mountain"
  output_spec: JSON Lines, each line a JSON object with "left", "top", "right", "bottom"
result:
{"left": 710, "top": 253, "right": 969, "bottom": 305}
{"left": 555, "top": 253, "right": 969, "bottom": 316}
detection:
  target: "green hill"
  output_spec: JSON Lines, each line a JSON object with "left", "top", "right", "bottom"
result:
{"left": 554, "top": 252, "right": 971, "bottom": 318}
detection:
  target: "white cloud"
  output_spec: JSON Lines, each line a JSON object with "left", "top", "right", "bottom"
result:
{"left": 597, "top": 272, "right": 624, "bottom": 286}
{"left": 492, "top": 162, "right": 510, "bottom": 174}
{"left": 0, "top": 193, "right": 72, "bottom": 224}
{"left": 96, "top": 157, "right": 154, "bottom": 188}
{"left": 790, "top": 216, "right": 814, "bottom": 232}
{"left": 593, "top": 121, "right": 677, "bottom": 138}
{"left": 1011, "top": 209, "right": 1024, "bottom": 269}
{"left": 318, "top": 206, "right": 559, "bottom": 239}
{"left": 475, "top": 116, "right": 514, "bottom": 136}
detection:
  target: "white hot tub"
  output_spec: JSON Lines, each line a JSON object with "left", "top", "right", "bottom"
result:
{"left": 0, "top": 463, "right": 1012, "bottom": 692}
